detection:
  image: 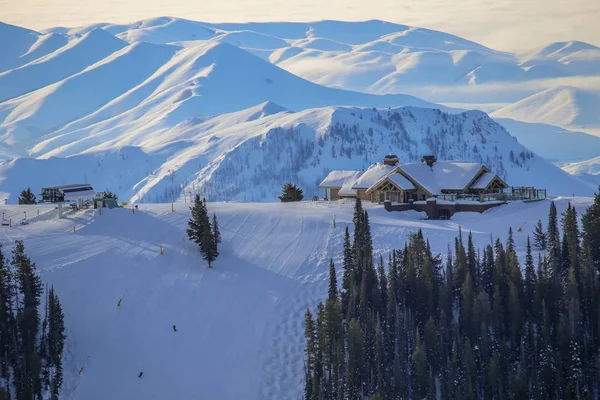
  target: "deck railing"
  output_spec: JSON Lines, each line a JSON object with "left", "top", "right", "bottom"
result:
{"left": 437, "top": 187, "right": 547, "bottom": 203}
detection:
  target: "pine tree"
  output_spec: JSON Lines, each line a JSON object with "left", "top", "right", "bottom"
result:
{"left": 533, "top": 219, "right": 547, "bottom": 250}
{"left": 12, "top": 240, "right": 44, "bottom": 400}
{"left": 279, "top": 183, "right": 304, "bottom": 202}
{"left": 304, "top": 310, "right": 317, "bottom": 400}
{"left": 201, "top": 220, "right": 218, "bottom": 268}
{"left": 341, "top": 226, "right": 354, "bottom": 319}
{"left": 48, "top": 287, "right": 65, "bottom": 400}
{"left": 411, "top": 329, "right": 427, "bottom": 399}
{"left": 0, "top": 244, "right": 14, "bottom": 383}
{"left": 18, "top": 188, "right": 37, "bottom": 205}
{"left": 187, "top": 196, "right": 218, "bottom": 267}
{"left": 212, "top": 214, "right": 221, "bottom": 246}
{"left": 524, "top": 237, "right": 537, "bottom": 319}
{"left": 328, "top": 259, "right": 337, "bottom": 301}
{"left": 186, "top": 195, "right": 207, "bottom": 246}
{"left": 345, "top": 319, "right": 364, "bottom": 400}
{"left": 582, "top": 188, "right": 600, "bottom": 273}
{"left": 547, "top": 201, "right": 561, "bottom": 276}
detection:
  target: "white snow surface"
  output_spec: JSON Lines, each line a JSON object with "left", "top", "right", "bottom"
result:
{"left": 562, "top": 156, "right": 600, "bottom": 188}
{"left": 387, "top": 173, "right": 417, "bottom": 191}
{"left": 319, "top": 170, "right": 363, "bottom": 187}
{"left": 352, "top": 163, "right": 398, "bottom": 189}
{"left": 0, "top": 197, "right": 594, "bottom": 400}
{"left": 0, "top": 105, "right": 595, "bottom": 205}
{"left": 0, "top": 18, "right": 599, "bottom": 195}
{"left": 398, "top": 161, "right": 483, "bottom": 194}
{"left": 491, "top": 86, "right": 600, "bottom": 130}
{"left": 471, "top": 172, "right": 496, "bottom": 190}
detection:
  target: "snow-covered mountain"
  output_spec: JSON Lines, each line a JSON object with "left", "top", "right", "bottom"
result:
{"left": 0, "top": 17, "right": 599, "bottom": 195}
{"left": 562, "top": 156, "right": 600, "bottom": 188}
{"left": 0, "top": 104, "right": 594, "bottom": 203}
{"left": 492, "top": 86, "right": 600, "bottom": 130}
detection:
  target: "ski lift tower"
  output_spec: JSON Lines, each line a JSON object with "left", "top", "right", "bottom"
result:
{"left": 40, "top": 184, "right": 96, "bottom": 218}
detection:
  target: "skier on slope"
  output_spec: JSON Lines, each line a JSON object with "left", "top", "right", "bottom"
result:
{"left": 173, "top": 325, "right": 177, "bottom": 332}
{"left": 138, "top": 372, "right": 144, "bottom": 378}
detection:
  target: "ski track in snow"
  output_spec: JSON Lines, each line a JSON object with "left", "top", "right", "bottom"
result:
{"left": 0, "top": 198, "right": 594, "bottom": 400}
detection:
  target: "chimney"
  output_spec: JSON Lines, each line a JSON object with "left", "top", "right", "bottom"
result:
{"left": 421, "top": 155, "right": 437, "bottom": 167}
{"left": 383, "top": 154, "right": 399, "bottom": 166}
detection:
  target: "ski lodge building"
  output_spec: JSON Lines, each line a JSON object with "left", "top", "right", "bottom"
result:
{"left": 319, "top": 155, "right": 546, "bottom": 219}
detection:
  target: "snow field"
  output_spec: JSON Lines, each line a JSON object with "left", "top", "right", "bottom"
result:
{"left": 0, "top": 197, "right": 594, "bottom": 399}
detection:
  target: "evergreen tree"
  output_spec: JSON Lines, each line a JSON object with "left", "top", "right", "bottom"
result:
{"left": 524, "top": 237, "right": 537, "bottom": 319}
{"left": 187, "top": 196, "right": 219, "bottom": 267}
{"left": 18, "top": 188, "right": 37, "bottom": 205}
{"left": 279, "top": 183, "right": 304, "bottom": 202}
{"left": 47, "top": 287, "right": 65, "bottom": 399}
{"left": 304, "top": 310, "right": 317, "bottom": 400}
{"left": 13, "top": 240, "right": 44, "bottom": 400}
{"left": 200, "top": 221, "right": 218, "bottom": 268}
{"left": 341, "top": 226, "right": 353, "bottom": 319}
{"left": 345, "top": 319, "right": 364, "bottom": 400}
{"left": 302, "top": 199, "right": 600, "bottom": 400}
{"left": 212, "top": 214, "right": 221, "bottom": 246}
{"left": 582, "top": 188, "right": 600, "bottom": 273}
{"left": 327, "top": 259, "right": 337, "bottom": 302}
{"left": 533, "top": 219, "right": 547, "bottom": 251}
{"left": 187, "top": 195, "right": 207, "bottom": 246}
{"left": 0, "top": 244, "right": 14, "bottom": 383}
{"left": 547, "top": 201, "right": 561, "bottom": 277}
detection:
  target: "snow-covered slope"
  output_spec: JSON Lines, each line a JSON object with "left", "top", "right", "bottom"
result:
{"left": 0, "top": 197, "right": 593, "bottom": 400}
{"left": 0, "top": 39, "right": 438, "bottom": 153}
{"left": 1, "top": 18, "right": 599, "bottom": 186}
{"left": 492, "top": 86, "right": 600, "bottom": 129}
{"left": 562, "top": 156, "right": 600, "bottom": 187}
{"left": 0, "top": 29, "right": 128, "bottom": 102}
{"left": 493, "top": 118, "right": 600, "bottom": 163}
{"left": 0, "top": 104, "right": 594, "bottom": 204}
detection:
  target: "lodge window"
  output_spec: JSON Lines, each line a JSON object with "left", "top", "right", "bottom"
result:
{"left": 391, "top": 192, "right": 398, "bottom": 203}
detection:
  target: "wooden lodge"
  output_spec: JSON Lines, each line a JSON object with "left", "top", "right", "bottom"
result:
{"left": 319, "top": 155, "right": 546, "bottom": 219}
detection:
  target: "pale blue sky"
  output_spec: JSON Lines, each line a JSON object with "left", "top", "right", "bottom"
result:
{"left": 1, "top": 0, "right": 599, "bottom": 52}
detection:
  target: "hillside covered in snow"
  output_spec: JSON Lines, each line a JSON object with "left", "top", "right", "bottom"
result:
{"left": 0, "top": 17, "right": 599, "bottom": 201}
{"left": 0, "top": 197, "right": 595, "bottom": 400}
{"left": 0, "top": 103, "right": 595, "bottom": 203}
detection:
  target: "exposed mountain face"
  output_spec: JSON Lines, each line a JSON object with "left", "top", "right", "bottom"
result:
{"left": 0, "top": 104, "right": 594, "bottom": 204}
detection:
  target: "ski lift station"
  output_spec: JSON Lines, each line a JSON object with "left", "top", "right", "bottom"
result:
{"left": 41, "top": 184, "right": 96, "bottom": 218}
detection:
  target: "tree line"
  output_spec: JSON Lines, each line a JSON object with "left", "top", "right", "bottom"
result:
{"left": 304, "top": 191, "right": 600, "bottom": 400}
{"left": 0, "top": 241, "right": 66, "bottom": 400}
{"left": 187, "top": 195, "right": 221, "bottom": 268}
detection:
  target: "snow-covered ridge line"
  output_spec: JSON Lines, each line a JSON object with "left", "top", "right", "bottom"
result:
{"left": 0, "top": 104, "right": 594, "bottom": 204}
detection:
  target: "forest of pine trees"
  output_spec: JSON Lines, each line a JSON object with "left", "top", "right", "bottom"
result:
{"left": 187, "top": 195, "right": 221, "bottom": 268}
{"left": 0, "top": 241, "right": 66, "bottom": 400}
{"left": 304, "top": 191, "right": 600, "bottom": 400}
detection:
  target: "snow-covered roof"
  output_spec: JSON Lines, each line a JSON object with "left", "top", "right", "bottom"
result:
{"left": 388, "top": 173, "right": 416, "bottom": 190}
{"left": 471, "top": 172, "right": 497, "bottom": 190}
{"left": 339, "top": 177, "right": 361, "bottom": 196}
{"left": 352, "top": 163, "right": 398, "bottom": 189}
{"left": 319, "top": 170, "right": 363, "bottom": 188}
{"left": 367, "top": 172, "right": 416, "bottom": 193}
{"left": 398, "top": 162, "right": 485, "bottom": 195}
